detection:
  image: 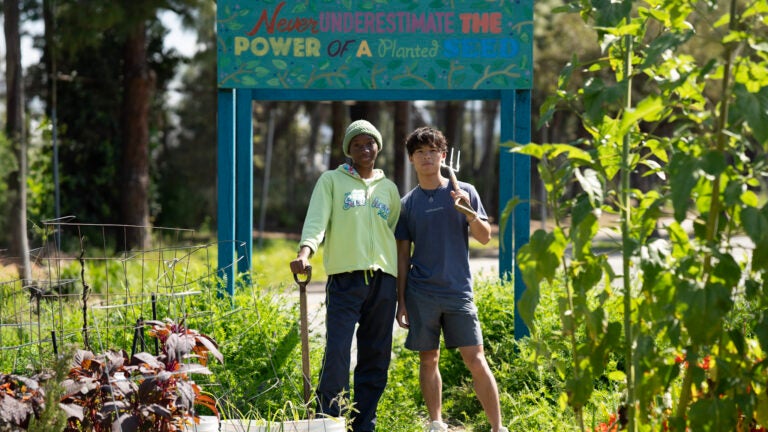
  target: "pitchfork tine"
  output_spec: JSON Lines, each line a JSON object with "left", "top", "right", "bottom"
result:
{"left": 454, "top": 149, "right": 461, "bottom": 172}
{"left": 443, "top": 148, "right": 461, "bottom": 172}
{"left": 441, "top": 148, "right": 476, "bottom": 217}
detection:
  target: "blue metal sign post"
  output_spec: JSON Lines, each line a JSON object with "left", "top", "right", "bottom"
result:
{"left": 216, "top": 1, "right": 533, "bottom": 337}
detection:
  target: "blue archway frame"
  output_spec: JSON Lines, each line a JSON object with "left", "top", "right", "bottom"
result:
{"left": 217, "top": 88, "right": 531, "bottom": 339}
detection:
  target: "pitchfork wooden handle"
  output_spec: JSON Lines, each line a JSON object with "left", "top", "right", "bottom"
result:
{"left": 446, "top": 166, "right": 461, "bottom": 193}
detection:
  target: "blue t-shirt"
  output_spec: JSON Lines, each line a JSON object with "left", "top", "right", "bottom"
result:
{"left": 395, "top": 181, "right": 488, "bottom": 298}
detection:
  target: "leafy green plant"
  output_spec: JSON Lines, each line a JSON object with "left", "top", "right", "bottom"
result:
{"left": 376, "top": 335, "right": 423, "bottom": 432}
{"left": 0, "top": 372, "right": 48, "bottom": 430}
{"left": 197, "top": 279, "right": 361, "bottom": 429}
{"left": 60, "top": 319, "right": 222, "bottom": 431}
{"left": 4, "top": 235, "right": 637, "bottom": 430}
{"left": 199, "top": 284, "right": 307, "bottom": 420}
{"left": 26, "top": 352, "right": 70, "bottom": 432}
{"left": 513, "top": 0, "right": 768, "bottom": 430}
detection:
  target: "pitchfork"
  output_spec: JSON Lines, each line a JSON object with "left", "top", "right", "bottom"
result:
{"left": 441, "top": 148, "right": 478, "bottom": 219}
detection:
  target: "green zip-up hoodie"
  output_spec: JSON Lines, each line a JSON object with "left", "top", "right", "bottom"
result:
{"left": 299, "top": 163, "right": 401, "bottom": 277}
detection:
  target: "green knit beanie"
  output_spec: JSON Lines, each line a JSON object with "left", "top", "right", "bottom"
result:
{"left": 343, "top": 120, "right": 382, "bottom": 157}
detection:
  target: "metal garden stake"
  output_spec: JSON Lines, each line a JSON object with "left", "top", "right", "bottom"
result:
{"left": 294, "top": 266, "right": 312, "bottom": 405}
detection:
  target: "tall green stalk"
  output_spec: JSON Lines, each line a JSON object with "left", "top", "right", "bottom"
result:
{"left": 547, "top": 156, "right": 584, "bottom": 430}
{"left": 620, "top": 30, "right": 636, "bottom": 432}
{"left": 675, "top": 0, "right": 737, "bottom": 419}
{"left": 563, "top": 247, "right": 583, "bottom": 431}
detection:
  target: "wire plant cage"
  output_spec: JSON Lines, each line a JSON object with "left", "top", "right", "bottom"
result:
{"left": 0, "top": 219, "right": 324, "bottom": 428}
{"left": 0, "top": 219, "right": 237, "bottom": 373}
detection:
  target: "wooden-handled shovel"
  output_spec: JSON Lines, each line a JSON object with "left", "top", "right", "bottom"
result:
{"left": 293, "top": 266, "right": 312, "bottom": 405}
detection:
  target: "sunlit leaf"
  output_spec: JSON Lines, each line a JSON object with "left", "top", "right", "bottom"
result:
{"left": 574, "top": 168, "right": 603, "bottom": 209}
{"left": 619, "top": 95, "right": 665, "bottom": 136}
{"left": 641, "top": 30, "right": 694, "bottom": 69}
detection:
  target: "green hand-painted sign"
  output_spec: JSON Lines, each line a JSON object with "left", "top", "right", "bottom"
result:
{"left": 217, "top": 0, "right": 533, "bottom": 90}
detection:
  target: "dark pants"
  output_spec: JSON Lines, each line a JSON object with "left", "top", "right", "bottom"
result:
{"left": 316, "top": 270, "right": 396, "bottom": 432}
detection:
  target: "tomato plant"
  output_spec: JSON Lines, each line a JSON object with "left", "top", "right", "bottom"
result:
{"left": 514, "top": 0, "right": 768, "bottom": 430}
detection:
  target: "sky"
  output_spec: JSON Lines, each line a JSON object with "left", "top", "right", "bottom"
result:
{"left": 0, "top": 11, "right": 197, "bottom": 113}
{"left": 0, "top": 17, "right": 44, "bottom": 68}
{"left": 8, "top": 11, "right": 197, "bottom": 69}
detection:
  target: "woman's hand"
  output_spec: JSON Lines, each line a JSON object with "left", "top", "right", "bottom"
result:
{"left": 290, "top": 246, "right": 312, "bottom": 274}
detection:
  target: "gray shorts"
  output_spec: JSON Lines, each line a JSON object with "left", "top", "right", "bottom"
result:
{"left": 404, "top": 287, "right": 483, "bottom": 351}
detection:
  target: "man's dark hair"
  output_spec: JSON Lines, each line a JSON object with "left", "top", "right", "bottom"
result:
{"left": 405, "top": 126, "right": 448, "bottom": 156}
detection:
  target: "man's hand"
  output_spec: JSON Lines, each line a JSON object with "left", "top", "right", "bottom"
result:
{"left": 450, "top": 189, "right": 477, "bottom": 219}
{"left": 396, "top": 303, "right": 410, "bottom": 329}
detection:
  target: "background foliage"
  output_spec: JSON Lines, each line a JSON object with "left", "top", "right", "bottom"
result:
{"left": 1, "top": 235, "right": 619, "bottom": 431}
{"left": 3, "top": 0, "right": 768, "bottom": 430}
{"left": 3, "top": 0, "right": 621, "bottom": 249}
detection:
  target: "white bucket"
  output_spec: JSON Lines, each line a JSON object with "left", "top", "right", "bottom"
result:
{"left": 220, "top": 417, "right": 344, "bottom": 432}
{"left": 183, "top": 415, "right": 219, "bottom": 432}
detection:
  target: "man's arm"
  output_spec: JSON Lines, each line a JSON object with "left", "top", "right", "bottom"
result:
{"left": 468, "top": 216, "right": 492, "bottom": 245}
{"left": 451, "top": 189, "right": 492, "bottom": 244}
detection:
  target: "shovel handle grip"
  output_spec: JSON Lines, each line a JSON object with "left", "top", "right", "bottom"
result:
{"left": 293, "top": 266, "right": 312, "bottom": 286}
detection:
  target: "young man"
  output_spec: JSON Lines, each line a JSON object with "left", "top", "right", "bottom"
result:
{"left": 395, "top": 126, "right": 508, "bottom": 432}
{"left": 289, "top": 120, "right": 401, "bottom": 432}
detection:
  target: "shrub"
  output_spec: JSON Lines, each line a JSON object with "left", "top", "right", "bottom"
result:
{"left": 0, "top": 372, "right": 48, "bottom": 430}
{"left": 59, "top": 319, "right": 221, "bottom": 431}
{"left": 196, "top": 282, "right": 310, "bottom": 420}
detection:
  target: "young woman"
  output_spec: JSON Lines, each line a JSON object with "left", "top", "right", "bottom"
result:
{"left": 289, "top": 120, "right": 400, "bottom": 432}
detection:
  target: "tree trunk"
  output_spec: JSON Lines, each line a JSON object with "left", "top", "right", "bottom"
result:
{"left": 4, "top": 0, "right": 32, "bottom": 283}
{"left": 443, "top": 101, "right": 464, "bottom": 153}
{"left": 329, "top": 101, "right": 346, "bottom": 169}
{"left": 393, "top": 101, "right": 411, "bottom": 194}
{"left": 478, "top": 99, "right": 499, "bottom": 218}
{"left": 307, "top": 101, "right": 322, "bottom": 175}
{"left": 121, "top": 20, "right": 154, "bottom": 250}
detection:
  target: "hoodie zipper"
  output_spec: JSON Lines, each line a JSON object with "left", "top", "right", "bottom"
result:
{"left": 346, "top": 163, "right": 380, "bottom": 276}
{"left": 366, "top": 180, "right": 376, "bottom": 274}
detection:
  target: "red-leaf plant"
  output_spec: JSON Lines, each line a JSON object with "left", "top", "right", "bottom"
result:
{"left": 0, "top": 372, "right": 48, "bottom": 429}
{"left": 60, "top": 319, "right": 223, "bottom": 432}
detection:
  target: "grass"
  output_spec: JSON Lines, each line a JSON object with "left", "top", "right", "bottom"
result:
{"left": 252, "top": 237, "right": 328, "bottom": 286}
